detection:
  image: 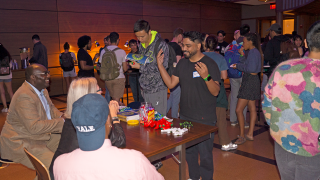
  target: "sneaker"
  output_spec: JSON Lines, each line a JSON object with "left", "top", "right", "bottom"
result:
{"left": 231, "top": 121, "right": 238, "bottom": 126}
{"left": 244, "top": 122, "right": 249, "bottom": 128}
{"left": 221, "top": 142, "right": 238, "bottom": 151}
{"left": 153, "top": 162, "right": 163, "bottom": 170}
{"left": 1, "top": 108, "right": 8, "bottom": 113}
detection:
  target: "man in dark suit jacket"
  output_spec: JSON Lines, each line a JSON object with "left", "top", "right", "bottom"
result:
{"left": 29, "top": 34, "right": 48, "bottom": 69}
{"left": 0, "top": 64, "right": 64, "bottom": 173}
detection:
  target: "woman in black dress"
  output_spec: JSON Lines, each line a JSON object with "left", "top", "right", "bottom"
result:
{"left": 233, "top": 33, "right": 263, "bottom": 145}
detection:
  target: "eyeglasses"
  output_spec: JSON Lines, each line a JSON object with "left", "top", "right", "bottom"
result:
{"left": 97, "top": 88, "right": 102, "bottom": 93}
{"left": 35, "top": 71, "right": 50, "bottom": 76}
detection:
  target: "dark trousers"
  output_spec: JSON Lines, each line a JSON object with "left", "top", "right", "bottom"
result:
{"left": 128, "top": 74, "right": 144, "bottom": 102}
{"left": 180, "top": 114, "right": 215, "bottom": 180}
{"left": 275, "top": 142, "right": 320, "bottom": 180}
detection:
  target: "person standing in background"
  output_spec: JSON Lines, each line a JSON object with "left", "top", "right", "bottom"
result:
{"left": 203, "top": 35, "right": 238, "bottom": 151}
{"left": 77, "top": 35, "right": 99, "bottom": 78}
{"left": 167, "top": 28, "right": 184, "bottom": 118}
{"left": 127, "top": 39, "right": 144, "bottom": 102}
{"left": 216, "top": 30, "right": 229, "bottom": 56}
{"left": 98, "top": 35, "right": 111, "bottom": 102}
{"left": 0, "top": 43, "right": 14, "bottom": 113}
{"left": 29, "top": 34, "right": 48, "bottom": 69}
{"left": 97, "top": 32, "right": 128, "bottom": 103}
{"left": 60, "top": 42, "right": 77, "bottom": 92}
{"left": 233, "top": 33, "right": 263, "bottom": 145}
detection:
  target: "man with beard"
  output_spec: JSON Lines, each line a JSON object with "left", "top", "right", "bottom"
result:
{"left": 0, "top": 64, "right": 64, "bottom": 175}
{"left": 77, "top": 35, "right": 99, "bottom": 78}
{"left": 157, "top": 31, "right": 221, "bottom": 180}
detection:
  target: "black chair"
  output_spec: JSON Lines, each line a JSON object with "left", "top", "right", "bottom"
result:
{"left": 127, "top": 102, "right": 141, "bottom": 109}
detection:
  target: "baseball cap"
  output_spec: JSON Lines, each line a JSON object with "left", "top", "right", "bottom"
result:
{"left": 267, "top": 23, "right": 282, "bottom": 32}
{"left": 71, "top": 93, "right": 109, "bottom": 151}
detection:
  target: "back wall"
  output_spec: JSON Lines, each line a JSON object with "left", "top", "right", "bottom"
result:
{"left": 0, "top": 0, "right": 241, "bottom": 96}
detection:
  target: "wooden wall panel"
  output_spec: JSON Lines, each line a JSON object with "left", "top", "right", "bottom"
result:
{"left": 201, "top": 5, "right": 241, "bottom": 21}
{"left": 143, "top": 16, "right": 201, "bottom": 33}
{"left": 143, "top": 0, "right": 200, "bottom": 18}
{"left": 0, "top": 0, "right": 57, "bottom": 11}
{"left": 0, "top": 0, "right": 242, "bottom": 97}
{"left": 57, "top": 0, "right": 143, "bottom": 15}
{"left": 59, "top": 32, "right": 137, "bottom": 55}
{"left": 0, "top": 33, "right": 60, "bottom": 55}
{"left": 0, "top": 10, "right": 58, "bottom": 33}
{"left": 58, "top": 12, "right": 142, "bottom": 33}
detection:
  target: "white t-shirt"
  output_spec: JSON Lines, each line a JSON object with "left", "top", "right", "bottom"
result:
{"left": 99, "top": 45, "right": 126, "bottom": 79}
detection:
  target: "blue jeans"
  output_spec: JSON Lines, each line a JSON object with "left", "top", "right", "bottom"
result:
{"left": 105, "top": 84, "right": 110, "bottom": 103}
{"left": 166, "top": 85, "right": 181, "bottom": 118}
{"left": 128, "top": 74, "right": 144, "bottom": 102}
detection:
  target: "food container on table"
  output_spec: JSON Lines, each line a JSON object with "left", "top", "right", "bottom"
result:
{"left": 139, "top": 102, "right": 155, "bottom": 124}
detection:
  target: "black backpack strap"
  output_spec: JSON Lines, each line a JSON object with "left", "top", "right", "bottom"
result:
{"left": 154, "top": 38, "right": 162, "bottom": 56}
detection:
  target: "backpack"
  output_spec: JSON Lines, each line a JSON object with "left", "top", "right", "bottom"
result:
{"left": 279, "top": 40, "right": 300, "bottom": 63}
{"left": 224, "top": 42, "right": 243, "bottom": 78}
{"left": 0, "top": 56, "right": 10, "bottom": 76}
{"left": 154, "top": 39, "right": 177, "bottom": 76}
{"left": 60, "top": 52, "right": 74, "bottom": 71}
{"left": 100, "top": 47, "right": 121, "bottom": 81}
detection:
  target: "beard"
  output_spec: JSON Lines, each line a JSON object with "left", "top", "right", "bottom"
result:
{"left": 183, "top": 49, "right": 197, "bottom": 59}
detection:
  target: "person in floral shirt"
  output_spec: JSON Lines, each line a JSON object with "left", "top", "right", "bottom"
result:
{"left": 262, "top": 21, "right": 320, "bottom": 180}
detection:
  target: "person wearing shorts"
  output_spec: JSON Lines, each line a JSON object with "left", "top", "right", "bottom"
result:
{"left": 0, "top": 43, "right": 14, "bottom": 113}
{"left": 98, "top": 32, "right": 127, "bottom": 103}
{"left": 60, "top": 42, "right": 77, "bottom": 92}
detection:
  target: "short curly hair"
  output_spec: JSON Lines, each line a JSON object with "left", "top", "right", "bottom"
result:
{"left": 77, "top": 35, "right": 91, "bottom": 48}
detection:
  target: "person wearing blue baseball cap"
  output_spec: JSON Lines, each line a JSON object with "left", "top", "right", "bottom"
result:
{"left": 53, "top": 94, "right": 164, "bottom": 180}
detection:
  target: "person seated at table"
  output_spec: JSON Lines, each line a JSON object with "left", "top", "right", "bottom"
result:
{"left": 53, "top": 94, "right": 164, "bottom": 180}
{"left": 49, "top": 77, "right": 106, "bottom": 179}
{"left": 0, "top": 64, "right": 64, "bottom": 175}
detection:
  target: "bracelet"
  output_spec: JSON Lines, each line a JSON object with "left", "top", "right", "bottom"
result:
{"left": 240, "top": 54, "right": 243, "bottom": 57}
{"left": 112, "top": 117, "right": 120, "bottom": 123}
{"left": 203, "top": 74, "right": 211, "bottom": 81}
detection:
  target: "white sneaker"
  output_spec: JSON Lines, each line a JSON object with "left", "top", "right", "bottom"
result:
{"left": 221, "top": 142, "right": 238, "bottom": 151}
{"left": 1, "top": 108, "right": 8, "bottom": 113}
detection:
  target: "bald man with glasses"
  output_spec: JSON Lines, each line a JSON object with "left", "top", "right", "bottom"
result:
{"left": 0, "top": 64, "right": 64, "bottom": 178}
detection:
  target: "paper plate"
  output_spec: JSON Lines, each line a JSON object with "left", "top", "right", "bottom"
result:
{"left": 127, "top": 120, "right": 139, "bottom": 125}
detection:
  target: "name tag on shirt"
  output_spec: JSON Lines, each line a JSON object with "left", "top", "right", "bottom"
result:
{"left": 193, "top": 71, "right": 200, "bottom": 78}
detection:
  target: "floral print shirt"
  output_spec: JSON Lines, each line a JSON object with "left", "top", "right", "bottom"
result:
{"left": 262, "top": 57, "right": 320, "bottom": 157}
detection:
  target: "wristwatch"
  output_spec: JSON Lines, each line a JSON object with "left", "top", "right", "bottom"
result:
{"left": 112, "top": 117, "right": 120, "bottom": 123}
{"left": 203, "top": 74, "right": 212, "bottom": 81}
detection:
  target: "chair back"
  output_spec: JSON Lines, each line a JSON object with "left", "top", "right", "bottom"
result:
{"left": 0, "top": 154, "right": 15, "bottom": 169}
{"left": 24, "top": 148, "right": 51, "bottom": 180}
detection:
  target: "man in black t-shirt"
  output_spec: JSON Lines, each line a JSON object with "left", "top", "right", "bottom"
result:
{"left": 166, "top": 28, "right": 184, "bottom": 118}
{"left": 215, "top": 30, "right": 229, "bottom": 56}
{"left": 77, "top": 35, "right": 99, "bottom": 77}
{"left": 157, "top": 31, "right": 220, "bottom": 180}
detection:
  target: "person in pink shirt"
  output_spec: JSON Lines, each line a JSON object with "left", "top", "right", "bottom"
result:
{"left": 53, "top": 93, "right": 164, "bottom": 180}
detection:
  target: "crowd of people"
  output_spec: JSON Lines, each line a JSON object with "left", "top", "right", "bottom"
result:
{"left": 0, "top": 17, "right": 319, "bottom": 180}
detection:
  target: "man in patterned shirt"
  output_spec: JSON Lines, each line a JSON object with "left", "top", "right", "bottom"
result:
{"left": 262, "top": 20, "right": 320, "bottom": 180}
{"left": 130, "top": 19, "right": 169, "bottom": 115}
